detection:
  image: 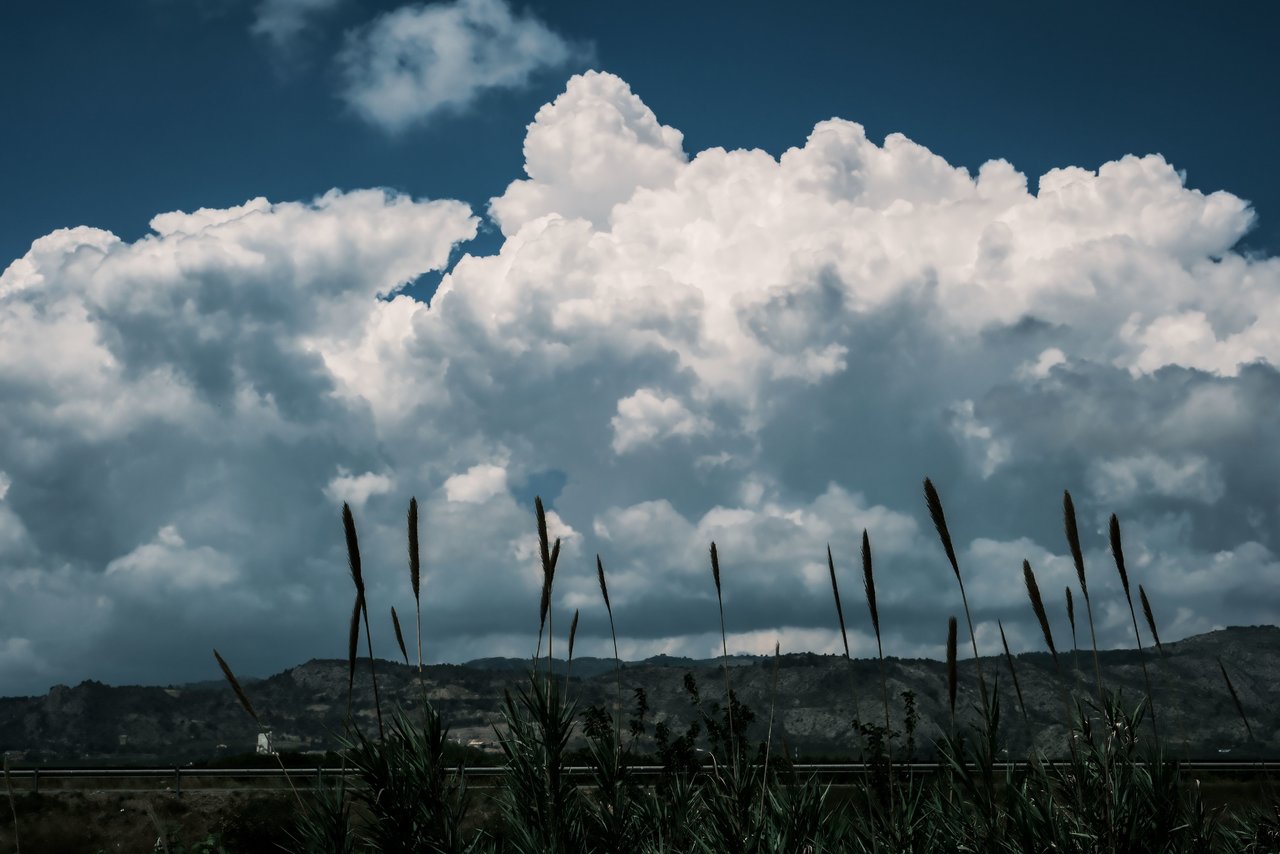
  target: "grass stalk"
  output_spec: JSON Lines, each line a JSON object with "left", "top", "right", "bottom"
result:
{"left": 1109, "top": 514, "right": 1159, "bottom": 740}
{"left": 998, "top": 620, "right": 1027, "bottom": 724}
{"left": 710, "top": 541, "right": 737, "bottom": 776}
{"left": 343, "top": 503, "right": 384, "bottom": 740}
{"left": 408, "top": 497, "right": 423, "bottom": 673}
{"left": 827, "top": 544, "right": 864, "bottom": 727}
{"left": 391, "top": 606, "right": 410, "bottom": 666}
{"left": 1219, "top": 658, "right": 1257, "bottom": 745}
{"left": 597, "top": 555, "right": 622, "bottom": 750}
{"left": 1066, "top": 585, "right": 1083, "bottom": 688}
{"left": 1063, "top": 491, "right": 1104, "bottom": 704}
{"left": 924, "top": 478, "right": 990, "bottom": 717}
{"left": 1140, "top": 585, "right": 1165, "bottom": 656}
{"left": 861, "top": 529, "right": 894, "bottom": 796}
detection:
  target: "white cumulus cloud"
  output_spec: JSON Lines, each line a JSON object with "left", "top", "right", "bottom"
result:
{"left": 2, "top": 70, "right": 1279, "bottom": 693}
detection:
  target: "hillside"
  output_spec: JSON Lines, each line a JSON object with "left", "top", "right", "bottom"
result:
{"left": 0, "top": 626, "right": 1276, "bottom": 763}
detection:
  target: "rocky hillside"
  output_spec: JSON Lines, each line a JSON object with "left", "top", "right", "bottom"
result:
{"left": 0, "top": 626, "right": 1276, "bottom": 764}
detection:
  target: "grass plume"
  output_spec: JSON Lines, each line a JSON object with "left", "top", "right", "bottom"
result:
{"left": 391, "top": 606, "right": 409, "bottom": 666}
{"left": 1140, "top": 584, "right": 1165, "bottom": 656}
{"left": 827, "top": 544, "right": 850, "bottom": 659}
{"left": 1110, "top": 513, "right": 1159, "bottom": 739}
{"left": 1023, "top": 560, "right": 1058, "bottom": 668}
{"left": 343, "top": 503, "right": 383, "bottom": 739}
{"left": 213, "top": 649, "right": 260, "bottom": 725}
{"left": 862, "top": 529, "right": 892, "bottom": 749}
{"left": 710, "top": 541, "right": 737, "bottom": 774}
{"left": 1063, "top": 490, "right": 1104, "bottom": 702}
{"left": 1219, "top": 657, "right": 1256, "bottom": 744}
{"left": 998, "top": 620, "right": 1027, "bottom": 723}
{"left": 408, "top": 497, "right": 423, "bottom": 671}
{"left": 924, "top": 478, "right": 989, "bottom": 714}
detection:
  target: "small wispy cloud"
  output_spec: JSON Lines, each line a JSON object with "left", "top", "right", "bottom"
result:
{"left": 337, "top": 0, "right": 578, "bottom": 133}
{"left": 251, "top": 0, "right": 344, "bottom": 48}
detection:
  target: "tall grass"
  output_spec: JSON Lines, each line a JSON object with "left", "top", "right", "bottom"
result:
{"left": 211, "top": 482, "right": 1277, "bottom": 853}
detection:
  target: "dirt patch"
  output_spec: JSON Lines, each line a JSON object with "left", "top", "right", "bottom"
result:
{"left": 0, "top": 790, "right": 298, "bottom": 853}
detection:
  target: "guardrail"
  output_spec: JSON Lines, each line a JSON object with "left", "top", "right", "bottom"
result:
{"left": 4, "top": 761, "right": 1277, "bottom": 795}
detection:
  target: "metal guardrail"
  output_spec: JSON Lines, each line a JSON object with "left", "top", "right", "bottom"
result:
{"left": 4, "top": 761, "right": 1277, "bottom": 794}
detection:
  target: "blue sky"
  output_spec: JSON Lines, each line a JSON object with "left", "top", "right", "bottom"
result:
{"left": 1, "top": 0, "right": 1278, "bottom": 694}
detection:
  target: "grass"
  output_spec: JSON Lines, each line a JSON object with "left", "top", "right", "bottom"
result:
{"left": 196, "top": 481, "right": 1280, "bottom": 852}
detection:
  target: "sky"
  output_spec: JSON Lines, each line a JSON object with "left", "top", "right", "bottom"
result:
{"left": 1, "top": 0, "right": 1278, "bottom": 695}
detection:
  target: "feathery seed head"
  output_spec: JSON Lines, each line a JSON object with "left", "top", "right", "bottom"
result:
{"left": 1139, "top": 585, "right": 1164, "bottom": 655}
{"left": 1109, "top": 513, "right": 1130, "bottom": 599}
{"left": 924, "top": 478, "right": 961, "bottom": 580}
{"left": 827, "top": 544, "right": 850, "bottom": 659}
{"left": 391, "top": 606, "right": 409, "bottom": 665}
{"left": 213, "top": 649, "right": 260, "bottom": 725}
{"left": 408, "top": 497, "right": 421, "bottom": 602}
{"left": 710, "top": 542, "right": 722, "bottom": 597}
{"left": 1063, "top": 491, "right": 1087, "bottom": 597}
{"left": 596, "top": 554, "right": 612, "bottom": 616}
{"left": 861, "top": 529, "right": 880, "bottom": 640}
{"left": 1023, "top": 559, "right": 1058, "bottom": 666}
{"left": 342, "top": 503, "right": 364, "bottom": 596}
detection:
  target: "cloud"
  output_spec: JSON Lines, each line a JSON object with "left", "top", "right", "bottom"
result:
{"left": 337, "top": 0, "right": 577, "bottom": 133}
{"left": 251, "top": 0, "right": 344, "bottom": 48}
{"left": 2, "top": 70, "right": 1279, "bottom": 694}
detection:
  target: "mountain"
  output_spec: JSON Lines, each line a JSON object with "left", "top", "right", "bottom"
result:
{"left": 0, "top": 626, "right": 1276, "bottom": 764}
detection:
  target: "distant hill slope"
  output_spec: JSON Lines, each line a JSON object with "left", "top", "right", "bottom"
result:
{"left": 0, "top": 626, "right": 1276, "bottom": 763}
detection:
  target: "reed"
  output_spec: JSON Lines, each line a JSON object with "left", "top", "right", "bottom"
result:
{"left": 1022, "top": 560, "right": 1058, "bottom": 669}
{"left": 342, "top": 503, "right": 383, "bottom": 739}
{"left": 924, "top": 478, "right": 990, "bottom": 714}
{"left": 214, "top": 648, "right": 260, "bottom": 724}
{"left": 1110, "top": 514, "right": 1158, "bottom": 739}
{"left": 709, "top": 541, "right": 737, "bottom": 775}
{"left": 1066, "top": 586, "right": 1079, "bottom": 674}
{"left": 346, "top": 594, "right": 360, "bottom": 713}
{"left": 391, "top": 606, "right": 409, "bottom": 666}
{"left": 998, "top": 620, "right": 1027, "bottom": 724}
{"left": 1219, "top": 658, "right": 1257, "bottom": 745}
{"left": 827, "top": 543, "right": 863, "bottom": 724}
{"left": 565, "top": 609, "right": 580, "bottom": 688}
{"left": 596, "top": 554, "right": 622, "bottom": 747}
{"left": 861, "top": 529, "right": 893, "bottom": 760}
{"left": 760, "top": 640, "right": 781, "bottom": 820}
{"left": 408, "top": 497, "right": 423, "bottom": 672}
{"left": 1063, "top": 491, "right": 1103, "bottom": 703}
{"left": 1140, "top": 585, "right": 1165, "bottom": 656}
